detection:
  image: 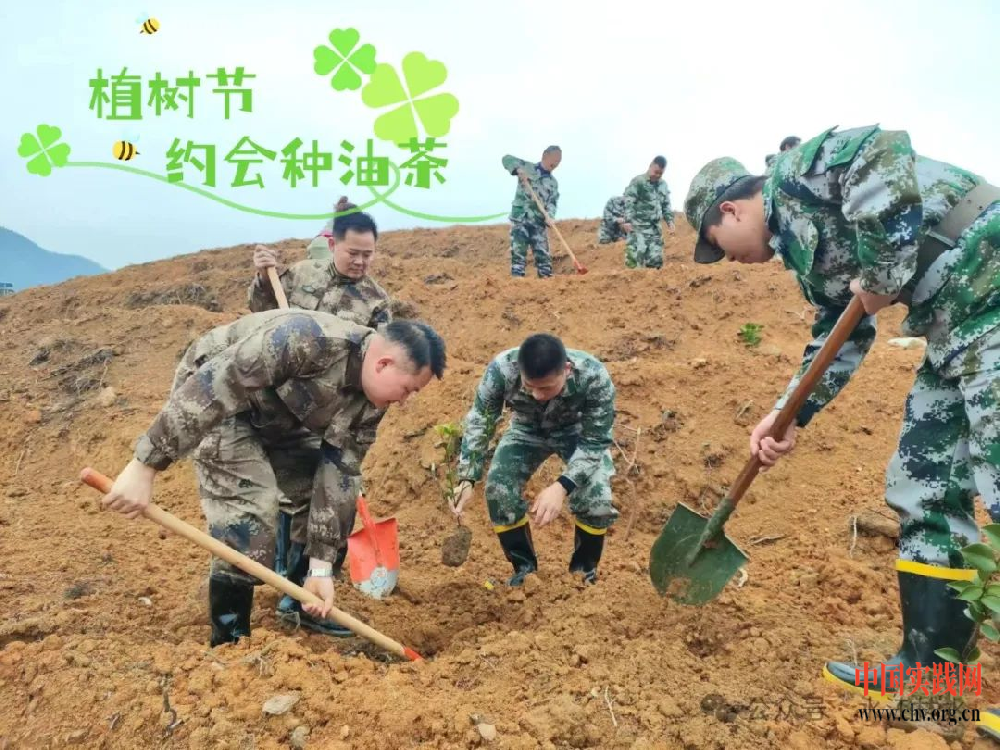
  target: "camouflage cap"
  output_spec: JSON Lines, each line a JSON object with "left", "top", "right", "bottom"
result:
{"left": 684, "top": 157, "right": 751, "bottom": 264}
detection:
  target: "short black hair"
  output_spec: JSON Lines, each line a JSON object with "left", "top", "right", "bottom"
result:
{"left": 332, "top": 196, "right": 378, "bottom": 241}
{"left": 543, "top": 145, "right": 562, "bottom": 156}
{"left": 779, "top": 136, "right": 801, "bottom": 152}
{"left": 384, "top": 321, "right": 446, "bottom": 379}
{"left": 701, "top": 175, "right": 768, "bottom": 232}
{"left": 518, "top": 333, "right": 567, "bottom": 380}
{"left": 652, "top": 155, "right": 667, "bottom": 168}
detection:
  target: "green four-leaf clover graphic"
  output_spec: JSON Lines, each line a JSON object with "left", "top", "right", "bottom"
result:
{"left": 361, "top": 52, "right": 459, "bottom": 143}
{"left": 313, "top": 28, "right": 377, "bottom": 91}
{"left": 17, "top": 124, "right": 71, "bottom": 177}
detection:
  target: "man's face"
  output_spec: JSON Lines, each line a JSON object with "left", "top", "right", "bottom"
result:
{"left": 521, "top": 363, "right": 570, "bottom": 402}
{"left": 648, "top": 163, "right": 664, "bottom": 181}
{"left": 703, "top": 200, "right": 774, "bottom": 264}
{"left": 331, "top": 228, "right": 375, "bottom": 279}
{"left": 541, "top": 151, "right": 562, "bottom": 172}
{"left": 362, "top": 349, "right": 433, "bottom": 409}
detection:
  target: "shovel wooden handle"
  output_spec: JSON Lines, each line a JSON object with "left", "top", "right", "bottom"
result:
{"left": 699, "top": 297, "right": 867, "bottom": 542}
{"left": 355, "top": 495, "right": 386, "bottom": 568}
{"left": 80, "top": 468, "right": 421, "bottom": 662}
{"left": 520, "top": 174, "right": 588, "bottom": 275}
{"left": 266, "top": 267, "right": 289, "bottom": 309}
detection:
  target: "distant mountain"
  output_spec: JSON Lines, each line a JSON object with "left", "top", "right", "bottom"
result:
{"left": 0, "top": 227, "right": 107, "bottom": 291}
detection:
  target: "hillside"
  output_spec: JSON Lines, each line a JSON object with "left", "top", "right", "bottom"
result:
{"left": 0, "top": 218, "right": 991, "bottom": 749}
{"left": 0, "top": 227, "right": 107, "bottom": 291}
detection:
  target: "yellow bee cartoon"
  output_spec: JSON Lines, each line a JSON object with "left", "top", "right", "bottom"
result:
{"left": 137, "top": 14, "right": 160, "bottom": 35}
{"left": 112, "top": 134, "right": 140, "bottom": 161}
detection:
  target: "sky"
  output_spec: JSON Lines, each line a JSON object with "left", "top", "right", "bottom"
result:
{"left": 1, "top": 0, "right": 999, "bottom": 271}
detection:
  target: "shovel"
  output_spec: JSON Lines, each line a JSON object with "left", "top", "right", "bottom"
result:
{"left": 650, "top": 297, "right": 866, "bottom": 605}
{"left": 347, "top": 495, "right": 399, "bottom": 600}
{"left": 80, "top": 468, "right": 422, "bottom": 661}
{"left": 520, "top": 174, "right": 588, "bottom": 275}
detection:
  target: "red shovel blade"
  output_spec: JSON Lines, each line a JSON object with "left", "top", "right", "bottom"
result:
{"left": 347, "top": 497, "right": 400, "bottom": 599}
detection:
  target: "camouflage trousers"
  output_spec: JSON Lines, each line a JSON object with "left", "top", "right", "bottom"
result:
{"left": 598, "top": 220, "right": 626, "bottom": 245}
{"left": 510, "top": 221, "right": 552, "bottom": 278}
{"left": 192, "top": 414, "right": 360, "bottom": 584}
{"left": 887, "top": 325, "right": 1000, "bottom": 568}
{"left": 624, "top": 224, "right": 663, "bottom": 269}
{"left": 485, "top": 424, "right": 619, "bottom": 530}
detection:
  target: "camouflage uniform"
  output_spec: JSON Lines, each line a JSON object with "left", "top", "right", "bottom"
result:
{"left": 598, "top": 196, "right": 628, "bottom": 244}
{"left": 134, "top": 310, "right": 385, "bottom": 584}
{"left": 502, "top": 155, "right": 559, "bottom": 278}
{"left": 248, "top": 259, "right": 391, "bottom": 330}
{"left": 686, "top": 126, "right": 1000, "bottom": 568}
{"left": 456, "top": 348, "right": 618, "bottom": 531}
{"left": 623, "top": 173, "right": 675, "bottom": 269}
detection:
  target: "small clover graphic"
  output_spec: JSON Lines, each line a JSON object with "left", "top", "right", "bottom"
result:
{"left": 313, "top": 28, "right": 377, "bottom": 92}
{"left": 17, "top": 124, "right": 71, "bottom": 177}
{"left": 361, "top": 52, "right": 459, "bottom": 143}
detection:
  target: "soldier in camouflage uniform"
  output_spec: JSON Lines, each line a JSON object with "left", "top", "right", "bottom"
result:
{"left": 598, "top": 196, "right": 629, "bottom": 244}
{"left": 684, "top": 125, "right": 1000, "bottom": 733}
{"left": 449, "top": 334, "right": 618, "bottom": 586}
{"left": 764, "top": 135, "right": 801, "bottom": 174}
{"left": 623, "top": 156, "right": 675, "bottom": 269}
{"left": 250, "top": 198, "right": 391, "bottom": 329}
{"left": 502, "top": 147, "right": 561, "bottom": 278}
{"left": 100, "top": 311, "right": 446, "bottom": 646}
{"left": 249, "top": 198, "right": 391, "bottom": 607}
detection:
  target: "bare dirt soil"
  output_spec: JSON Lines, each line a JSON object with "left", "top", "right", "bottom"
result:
{"left": 1, "top": 218, "right": 995, "bottom": 749}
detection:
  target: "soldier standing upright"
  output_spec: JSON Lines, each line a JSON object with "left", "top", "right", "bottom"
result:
{"left": 501, "top": 147, "right": 561, "bottom": 278}
{"left": 623, "top": 156, "right": 674, "bottom": 269}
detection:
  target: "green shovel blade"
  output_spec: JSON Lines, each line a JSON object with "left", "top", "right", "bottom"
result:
{"left": 649, "top": 503, "right": 749, "bottom": 605}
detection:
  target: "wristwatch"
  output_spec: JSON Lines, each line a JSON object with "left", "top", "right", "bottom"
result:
{"left": 307, "top": 569, "right": 335, "bottom": 578}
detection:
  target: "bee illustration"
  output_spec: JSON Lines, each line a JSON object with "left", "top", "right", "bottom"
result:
{"left": 112, "top": 133, "right": 141, "bottom": 161}
{"left": 137, "top": 14, "right": 160, "bottom": 35}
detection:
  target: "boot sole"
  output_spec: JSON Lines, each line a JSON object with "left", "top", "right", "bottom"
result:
{"left": 821, "top": 665, "right": 896, "bottom": 704}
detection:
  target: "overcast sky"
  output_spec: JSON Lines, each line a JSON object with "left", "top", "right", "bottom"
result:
{"left": 2, "top": 0, "right": 998, "bottom": 270}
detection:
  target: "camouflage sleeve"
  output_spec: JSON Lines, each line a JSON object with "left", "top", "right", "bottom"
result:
{"left": 661, "top": 184, "right": 675, "bottom": 228}
{"left": 501, "top": 154, "right": 528, "bottom": 175}
{"left": 247, "top": 265, "right": 294, "bottom": 312}
{"left": 330, "top": 405, "right": 383, "bottom": 479}
{"left": 623, "top": 179, "right": 639, "bottom": 224}
{"left": 562, "top": 366, "right": 616, "bottom": 487}
{"left": 134, "top": 316, "right": 328, "bottom": 469}
{"left": 456, "top": 359, "right": 507, "bottom": 483}
{"left": 773, "top": 303, "right": 877, "bottom": 427}
{"left": 840, "top": 129, "right": 924, "bottom": 297}
{"left": 602, "top": 199, "right": 618, "bottom": 226}
{"left": 547, "top": 178, "right": 559, "bottom": 219}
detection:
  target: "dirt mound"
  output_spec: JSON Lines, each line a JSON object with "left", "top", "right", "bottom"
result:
{"left": 0, "top": 217, "right": 993, "bottom": 749}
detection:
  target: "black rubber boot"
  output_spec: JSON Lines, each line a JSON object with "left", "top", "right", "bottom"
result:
{"left": 823, "top": 566, "right": 977, "bottom": 698}
{"left": 496, "top": 522, "right": 538, "bottom": 587}
{"left": 275, "top": 542, "right": 352, "bottom": 638}
{"left": 208, "top": 576, "right": 253, "bottom": 647}
{"left": 568, "top": 524, "right": 606, "bottom": 584}
{"left": 274, "top": 512, "right": 292, "bottom": 578}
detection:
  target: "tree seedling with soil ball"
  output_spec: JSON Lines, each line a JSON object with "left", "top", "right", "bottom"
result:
{"left": 434, "top": 422, "right": 473, "bottom": 566}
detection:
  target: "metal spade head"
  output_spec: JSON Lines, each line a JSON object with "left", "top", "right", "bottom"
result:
{"left": 649, "top": 503, "right": 749, "bottom": 605}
